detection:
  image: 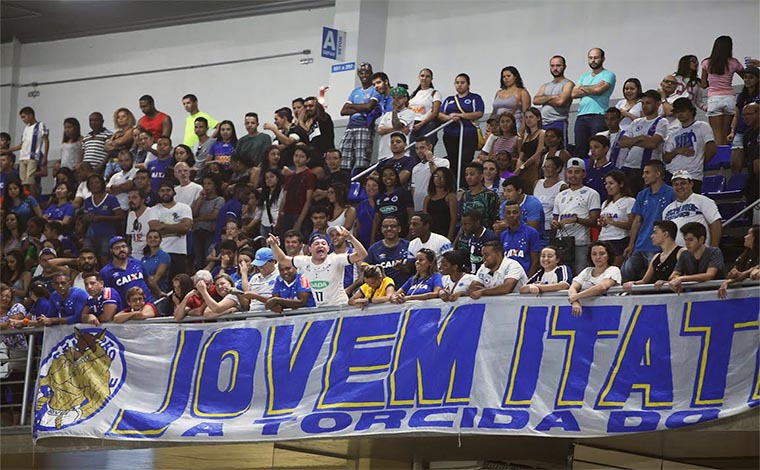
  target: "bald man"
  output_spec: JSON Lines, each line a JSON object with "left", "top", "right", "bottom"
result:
{"left": 173, "top": 161, "right": 203, "bottom": 207}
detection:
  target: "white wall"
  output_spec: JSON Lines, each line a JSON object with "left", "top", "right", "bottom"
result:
{"left": 383, "top": 0, "right": 759, "bottom": 109}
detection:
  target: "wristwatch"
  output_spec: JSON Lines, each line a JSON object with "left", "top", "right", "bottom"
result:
{"left": 519, "top": 164, "right": 526, "bottom": 170}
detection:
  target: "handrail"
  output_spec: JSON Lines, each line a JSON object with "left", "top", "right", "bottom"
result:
{"left": 722, "top": 198, "right": 760, "bottom": 227}
{"left": 350, "top": 119, "right": 457, "bottom": 183}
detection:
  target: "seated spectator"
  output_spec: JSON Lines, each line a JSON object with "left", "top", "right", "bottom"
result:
{"left": 328, "top": 224, "right": 362, "bottom": 294}
{"left": 265, "top": 264, "right": 316, "bottom": 313}
{"left": 83, "top": 174, "right": 124, "bottom": 265}
{"left": 615, "top": 77, "right": 643, "bottom": 130}
{"left": 722, "top": 225, "right": 759, "bottom": 290}
{"left": 469, "top": 241, "right": 528, "bottom": 298}
{"left": 197, "top": 273, "right": 246, "bottom": 318}
{"left": 349, "top": 264, "right": 396, "bottom": 309}
{"left": 146, "top": 136, "right": 175, "bottom": 194}
{"left": 623, "top": 220, "right": 684, "bottom": 292}
{"left": 174, "top": 270, "right": 217, "bottom": 320}
{"left": 461, "top": 162, "right": 500, "bottom": 230}
{"left": 2, "top": 250, "right": 31, "bottom": 304}
{"left": 408, "top": 211, "right": 453, "bottom": 260}
{"left": 663, "top": 98, "right": 716, "bottom": 193}
{"left": 662, "top": 170, "right": 722, "bottom": 247}
{"left": 741, "top": 103, "right": 759, "bottom": 204}
{"left": 438, "top": 250, "right": 478, "bottom": 301}
{"left": 541, "top": 127, "right": 572, "bottom": 171}
{"left": 500, "top": 200, "right": 541, "bottom": 275}
{"left": 667, "top": 222, "right": 725, "bottom": 293}
{"left": 0, "top": 284, "right": 27, "bottom": 353}
{"left": 26, "top": 281, "right": 55, "bottom": 323}
{"left": 111, "top": 288, "right": 156, "bottom": 325}
{"left": 597, "top": 170, "right": 635, "bottom": 266}
{"left": 372, "top": 167, "right": 413, "bottom": 243}
{"left": 141, "top": 230, "right": 171, "bottom": 299}
{"left": 514, "top": 107, "right": 545, "bottom": 193}
{"left": 301, "top": 96, "right": 335, "bottom": 157}
{"left": 307, "top": 206, "right": 331, "bottom": 248}
{"left": 567, "top": 241, "right": 621, "bottom": 316}
{"left": 423, "top": 167, "right": 457, "bottom": 241}
{"left": 43, "top": 182, "right": 75, "bottom": 230}
{"left": 82, "top": 272, "right": 121, "bottom": 325}
{"left": 239, "top": 247, "right": 279, "bottom": 302}
{"left": 282, "top": 229, "right": 305, "bottom": 257}
{"left": 454, "top": 209, "right": 498, "bottom": 274}
{"left": 326, "top": 183, "right": 357, "bottom": 231}
{"left": 170, "top": 273, "right": 194, "bottom": 315}
{"left": 208, "top": 121, "right": 238, "bottom": 170}
{"left": 412, "top": 137, "right": 449, "bottom": 212}
{"left": 264, "top": 107, "right": 310, "bottom": 169}
{"left": 42, "top": 271, "right": 89, "bottom": 326}
{"left": 376, "top": 87, "right": 414, "bottom": 160}
{"left": 233, "top": 112, "right": 271, "bottom": 169}
{"left": 520, "top": 245, "right": 573, "bottom": 295}
{"left": 482, "top": 159, "right": 502, "bottom": 195}
{"left": 535, "top": 156, "right": 568, "bottom": 239}
{"left": 313, "top": 149, "right": 350, "bottom": 203}
{"left": 391, "top": 248, "right": 443, "bottom": 303}
{"left": 3, "top": 176, "right": 42, "bottom": 229}
{"left": 375, "top": 132, "right": 415, "bottom": 187}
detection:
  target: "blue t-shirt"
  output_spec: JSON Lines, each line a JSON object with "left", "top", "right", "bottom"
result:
{"left": 365, "top": 238, "right": 411, "bottom": 287}
{"left": 29, "top": 297, "right": 55, "bottom": 319}
{"left": 584, "top": 161, "right": 619, "bottom": 201}
{"left": 50, "top": 287, "right": 89, "bottom": 324}
{"left": 500, "top": 195, "right": 547, "bottom": 246}
{"left": 346, "top": 85, "right": 381, "bottom": 128}
{"left": 214, "top": 198, "right": 242, "bottom": 244}
{"left": 272, "top": 273, "right": 316, "bottom": 308}
{"left": 440, "top": 93, "right": 485, "bottom": 137}
{"left": 400, "top": 272, "right": 443, "bottom": 296}
{"left": 83, "top": 194, "right": 121, "bottom": 239}
{"left": 43, "top": 202, "right": 75, "bottom": 223}
{"left": 100, "top": 258, "right": 153, "bottom": 309}
{"left": 378, "top": 156, "right": 416, "bottom": 181}
{"left": 10, "top": 196, "right": 40, "bottom": 228}
{"left": 376, "top": 188, "right": 413, "bottom": 234}
{"left": 141, "top": 249, "right": 171, "bottom": 293}
{"left": 500, "top": 223, "right": 541, "bottom": 274}
{"left": 577, "top": 69, "right": 616, "bottom": 116}
{"left": 86, "top": 287, "right": 121, "bottom": 318}
{"left": 146, "top": 157, "right": 174, "bottom": 193}
{"left": 631, "top": 184, "right": 676, "bottom": 252}
{"left": 355, "top": 199, "right": 376, "bottom": 249}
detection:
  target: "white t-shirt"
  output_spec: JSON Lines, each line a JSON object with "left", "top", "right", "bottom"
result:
{"left": 126, "top": 207, "right": 153, "bottom": 258}
{"left": 408, "top": 233, "right": 453, "bottom": 259}
{"left": 376, "top": 108, "right": 415, "bottom": 159}
{"left": 615, "top": 99, "right": 642, "bottom": 131}
{"left": 75, "top": 181, "right": 92, "bottom": 202}
{"left": 175, "top": 181, "right": 203, "bottom": 207}
{"left": 623, "top": 116, "right": 668, "bottom": 170}
{"left": 442, "top": 273, "right": 478, "bottom": 295}
{"left": 147, "top": 202, "right": 193, "bottom": 254}
{"left": 553, "top": 186, "right": 601, "bottom": 245}
{"left": 596, "top": 129, "right": 629, "bottom": 167}
{"left": 533, "top": 179, "right": 566, "bottom": 230}
{"left": 20, "top": 122, "right": 49, "bottom": 161}
{"left": 292, "top": 252, "right": 351, "bottom": 307}
{"left": 574, "top": 266, "right": 621, "bottom": 291}
{"left": 408, "top": 88, "right": 443, "bottom": 122}
{"left": 411, "top": 156, "right": 450, "bottom": 211}
{"left": 599, "top": 196, "right": 636, "bottom": 241}
{"left": 662, "top": 193, "right": 722, "bottom": 246}
{"left": 107, "top": 167, "right": 138, "bottom": 210}
{"left": 475, "top": 256, "right": 527, "bottom": 290}
{"left": 664, "top": 121, "right": 715, "bottom": 182}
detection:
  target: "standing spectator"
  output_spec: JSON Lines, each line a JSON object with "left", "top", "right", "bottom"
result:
{"left": 438, "top": 73, "right": 485, "bottom": 187}
{"left": 701, "top": 36, "right": 745, "bottom": 145}
{"left": 208, "top": 120, "right": 237, "bottom": 169}
{"left": 520, "top": 245, "right": 573, "bottom": 295}
{"left": 126, "top": 188, "right": 152, "bottom": 258}
{"left": 460, "top": 162, "right": 500, "bottom": 230}
{"left": 252, "top": 146, "right": 284, "bottom": 189}
{"left": 728, "top": 66, "right": 759, "bottom": 173}
{"left": 514, "top": 107, "right": 545, "bottom": 193}
{"left": 391, "top": 248, "right": 443, "bottom": 304}
{"left": 81, "top": 272, "right": 121, "bottom": 325}
{"left": 338, "top": 62, "right": 380, "bottom": 172}
{"left": 495, "top": 176, "right": 545, "bottom": 243}
{"left": 326, "top": 183, "right": 356, "bottom": 231}
{"left": 597, "top": 107, "right": 627, "bottom": 168}
{"left": 455, "top": 209, "right": 498, "bottom": 274}
{"left": 265, "top": 264, "right": 316, "bottom": 313}
{"left": 100, "top": 236, "right": 153, "bottom": 309}
{"left": 233, "top": 112, "right": 271, "bottom": 168}
{"left": 56, "top": 117, "right": 82, "bottom": 172}
{"left": 469, "top": 240, "right": 527, "bottom": 298}
{"left": 742, "top": 103, "right": 759, "bottom": 206}
{"left": 0, "top": 151, "right": 17, "bottom": 199}
{"left": 500, "top": 200, "right": 541, "bottom": 276}
{"left": 484, "top": 113, "right": 519, "bottom": 159}
{"left": 104, "top": 108, "right": 136, "bottom": 176}
{"left": 584, "top": 135, "right": 618, "bottom": 200}
{"left": 132, "top": 168, "right": 157, "bottom": 207}
{"left": 375, "top": 133, "right": 415, "bottom": 187}
{"left": 141, "top": 229, "right": 171, "bottom": 299}
{"left": 372, "top": 167, "right": 413, "bottom": 243}
{"left": 492, "top": 66, "right": 531, "bottom": 134}
{"left": 662, "top": 170, "right": 722, "bottom": 247}
{"left": 376, "top": 86, "right": 415, "bottom": 160}
{"left": 173, "top": 162, "right": 202, "bottom": 207}
{"left": 598, "top": 170, "right": 635, "bottom": 266}
{"left": 533, "top": 55, "right": 574, "bottom": 143}
{"left": 534, "top": 156, "right": 568, "bottom": 236}
{"left": 674, "top": 55, "right": 702, "bottom": 109}
{"left": 146, "top": 136, "right": 174, "bottom": 194}
{"left": 618, "top": 90, "right": 667, "bottom": 195}
{"left": 551, "top": 158, "right": 601, "bottom": 276}
{"left": 137, "top": 95, "right": 172, "bottom": 141}
{"left": 258, "top": 169, "right": 283, "bottom": 237}
{"left": 663, "top": 98, "right": 716, "bottom": 193}
{"left": 8, "top": 107, "right": 48, "bottom": 197}
{"left": 571, "top": 48, "right": 616, "bottom": 159}
{"left": 623, "top": 220, "right": 683, "bottom": 291}
{"left": 567, "top": 241, "right": 621, "bottom": 316}
{"left": 193, "top": 117, "right": 215, "bottom": 175}
{"left": 302, "top": 96, "right": 335, "bottom": 157}
{"left": 181, "top": 94, "right": 217, "bottom": 147}
{"left": 615, "top": 78, "right": 643, "bottom": 131}
{"left": 622, "top": 160, "right": 676, "bottom": 281}
{"left": 365, "top": 214, "right": 411, "bottom": 289}
{"left": 279, "top": 147, "right": 315, "bottom": 237}
{"left": 82, "top": 175, "right": 124, "bottom": 264}
{"left": 667, "top": 222, "right": 725, "bottom": 293}
{"left": 106, "top": 150, "right": 137, "bottom": 211}
{"left": 147, "top": 181, "right": 193, "bottom": 279}
{"left": 408, "top": 68, "right": 442, "bottom": 160}
{"left": 355, "top": 176, "right": 379, "bottom": 249}
{"left": 264, "top": 108, "right": 309, "bottom": 169}
{"left": 313, "top": 149, "right": 350, "bottom": 204}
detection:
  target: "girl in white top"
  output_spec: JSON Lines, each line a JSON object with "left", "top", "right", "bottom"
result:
{"left": 438, "top": 250, "right": 478, "bottom": 301}
{"left": 615, "top": 78, "right": 643, "bottom": 131}
{"left": 533, "top": 156, "right": 568, "bottom": 231}
{"left": 326, "top": 183, "right": 357, "bottom": 231}
{"left": 267, "top": 227, "right": 367, "bottom": 307}
{"left": 597, "top": 170, "right": 636, "bottom": 266}
{"left": 520, "top": 246, "right": 573, "bottom": 295}
{"left": 57, "top": 117, "right": 83, "bottom": 172}
{"left": 567, "top": 241, "right": 622, "bottom": 317}
{"left": 259, "top": 169, "right": 283, "bottom": 237}
{"left": 408, "top": 68, "right": 443, "bottom": 129}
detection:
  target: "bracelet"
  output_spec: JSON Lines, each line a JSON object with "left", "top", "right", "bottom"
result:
{"left": 23, "top": 318, "right": 29, "bottom": 327}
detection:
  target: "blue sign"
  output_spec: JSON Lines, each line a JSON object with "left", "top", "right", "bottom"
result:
{"left": 321, "top": 27, "right": 346, "bottom": 61}
{"left": 331, "top": 62, "right": 356, "bottom": 73}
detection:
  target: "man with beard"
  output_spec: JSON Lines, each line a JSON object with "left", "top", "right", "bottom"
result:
{"left": 533, "top": 55, "right": 575, "bottom": 144}
{"left": 571, "top": 48, "right": 616, "bottom": 159}
{"left": 100, "top": 236, "right": 153, "bottom": 309}
{"left": 302, "top": 96, "right": 335, "bottom": 157}
{"left": 106, "top": 150, "right": 137, "bottom": 210}
{"left": 618, "top": 90, "right": 668, "bottom": 195}
{"left": 338, "top": 62, "right": 380, "bottom": 172}
{"left": 48, "top": 248, "right": 100, "bottom": 290}
{"left": 263, "top": 108, "right": 309, "bottom": 168}
{"left": 126, "top": 188, "right": 153, "bottom": 256}
{"left": 147, "top": 181, "right": 193, "bottom": 279}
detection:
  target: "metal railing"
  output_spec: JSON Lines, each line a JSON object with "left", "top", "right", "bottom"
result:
{"left": 722, "top": 197, "right": 760, "bottom": 228}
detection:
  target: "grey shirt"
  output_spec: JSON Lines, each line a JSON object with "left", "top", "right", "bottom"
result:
{"left": 193, "top": 196, "right": 224, "bottom": 232}
{"left": 540, "top": 79, "right": 571, "bottom": 125}
{"left": 674, "top": 246, "right": 724, "bottom": 278}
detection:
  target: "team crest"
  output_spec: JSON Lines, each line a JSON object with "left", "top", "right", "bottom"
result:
{"left": 34, "top": 328, "right": 126, "bottom": 432}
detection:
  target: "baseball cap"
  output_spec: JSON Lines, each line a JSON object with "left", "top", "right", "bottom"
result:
{"left": 358, "top": 62, "right": 373, "bottom": 71}
{"left": 39, "top": 247, "right": 57, "bottom": 258}
{"left": 390, "top": 86, "right": 409, "bottom": 97}
{"left": 309, "top": 233, "right": 331, "bottom": 246}
{"left": 744, "top": 66, "right": 759, "bottom": 78}
{"left": 671, "top": 170, "right": 693, "bottom": 181}
{"left": 109, "top": 236, "right": 127, "bottom": 248}
{"left": 566, "top": 157, "right": 586, "bottom": 171}
{"left": 252, "top": 247, "right": 274, "bottom": 267}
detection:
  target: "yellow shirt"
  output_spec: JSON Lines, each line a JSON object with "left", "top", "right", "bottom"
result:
{"left": 184, "top": 112, "right": 219, "bottom": 147}
{"left": 359, "top": 277, "right": 395, "bottom": 301}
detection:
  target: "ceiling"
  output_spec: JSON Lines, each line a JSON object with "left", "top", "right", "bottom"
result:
{"left": 0, "top": 0, "right": 335, "bottom": 44}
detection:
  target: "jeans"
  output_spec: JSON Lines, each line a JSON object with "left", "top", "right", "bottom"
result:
{"left": 621, "top": 250, "right": 656, "bottom": 282}
{"left": 574, "top": 114, "right": 607, "bottom": 158}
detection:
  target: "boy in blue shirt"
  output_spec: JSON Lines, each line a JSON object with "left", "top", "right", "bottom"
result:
{"left": 146, "top": 136, "right": 174, "bottom": 193}
{"left": 500, "top": 201, "right": 541, "bottom": 276}
{"left": 267, "top": 265, "right": 315, "bottom": 313}
{"left": 82, "top": 272, "right": 121, "bottom": 325}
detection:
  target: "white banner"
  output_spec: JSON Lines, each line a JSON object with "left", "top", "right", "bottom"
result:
{"left": 33, "top": 287, "right": 760, "bottom": 442}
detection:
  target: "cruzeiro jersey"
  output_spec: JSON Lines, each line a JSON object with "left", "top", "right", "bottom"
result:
{"left": 292, "top": 253, "right": 351, "bottom": 307}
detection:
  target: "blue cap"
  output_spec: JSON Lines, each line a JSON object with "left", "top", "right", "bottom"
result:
{"left": 309, "top": 233, "right": 331, "bottom": 246}
{"left": 109, "top": 236, "right": 127, "bottom": 248}
{"left": 252, "top": 247, "right": 274, "bottom": 267}
{"left": 39, "top": 247, "right": 57, "bottom": 258}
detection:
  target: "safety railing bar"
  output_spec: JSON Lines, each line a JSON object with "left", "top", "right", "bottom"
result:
{"left": 722, "top": 198, "right": 760, "bottom": 227}
{"left": 19, "top": 333, "right": 35, "bottom": 426}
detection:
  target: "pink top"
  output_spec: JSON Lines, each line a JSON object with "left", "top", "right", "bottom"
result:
{"left": 701, "top": 57, "right": 744, "bottom": 97}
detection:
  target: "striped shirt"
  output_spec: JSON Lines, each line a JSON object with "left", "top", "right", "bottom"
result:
{"left": 20, "top": 122, "right": 49, "bottom": 161}
{"left": 82, "top": 127, "right": 113, "bottom": 167}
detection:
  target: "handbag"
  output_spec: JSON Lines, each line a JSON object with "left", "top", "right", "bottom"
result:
{"left": 550, "top": 226, "right": 576, "bottom": 264}
{"left": 453, "top": 95, "right": 485, "bottom": 150}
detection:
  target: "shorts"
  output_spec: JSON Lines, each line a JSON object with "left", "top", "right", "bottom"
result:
{"left": 706, "top": 95, "right": 736, "bottom": 117}
{"left": 18, "top": 160, "right": 37, "bottom": 185}
{"left": 731, "top": 132, "right": 744, "bottom": 150}
{"left": 338, "top": 127, "right": 373, "bottom": 170}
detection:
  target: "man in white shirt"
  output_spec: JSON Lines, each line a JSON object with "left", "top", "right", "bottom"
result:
{"left": 147, "top": 181, "right": 193, "bottom": 279}
{"left": 173, "top": 162, "right": 203, "bottom": 206}
{"left": 663, "top": 98, "right": 716, "bottom": 194}
{"left": 407, "top": 212, "right": 453, "bottom": 259}
{"left": 125, "top": 188, "right": 152, "bottom": 257}
{"left": 618, "top": 90, "right": 668, "bottom": 195}
{"left": 595, "top": 107, "right": 628, "bottom": 167}
{"left": 106, "top": 150, "right": 137, "bottom": 210}
{"left": 240, "top": 247, "right": 280, "bottom": 310}
{"left": 662, "top": 170, "right": 722, "bottom": 247}
{"left": 411, "top": 137, "right": 449, "bottom": 211}
{"left": 376, "top": 86, "right": 415, "bottom": 160}
{"left": 551, "top": 158, "right": 601, "bottom": 276}
{"left": 469, "top": 241, "right": 527, "bottom": 298}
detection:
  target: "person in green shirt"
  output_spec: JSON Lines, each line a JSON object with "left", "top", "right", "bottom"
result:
{"left": 233, "top": 112, "right": 272, "bottom": 169}
{"left": 182, "top": 94, "right": 218, "bottom": 147}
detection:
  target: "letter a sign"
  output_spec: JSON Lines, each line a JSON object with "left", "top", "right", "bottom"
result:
{"left": 321, "top": 27, "right": 346, "bottom": 61}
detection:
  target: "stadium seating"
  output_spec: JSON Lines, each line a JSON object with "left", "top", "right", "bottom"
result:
{"left": 704, "top": 145, "right": 731, "bottom": 171}
{"left": 701, "top": 175, "right": 725, "bottom": 195}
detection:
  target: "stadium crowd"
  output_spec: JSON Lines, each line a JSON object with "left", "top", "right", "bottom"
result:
{"left": 0, "top": 36, "right": 758, "bottom": 332}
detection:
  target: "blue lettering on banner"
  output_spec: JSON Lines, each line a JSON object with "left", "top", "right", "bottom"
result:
{"left": 331, "top": 62, "right": 356, "bottom": 73}
{"left": 502, "top": 306, "right": 548, "bottom": 406}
